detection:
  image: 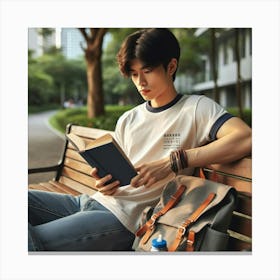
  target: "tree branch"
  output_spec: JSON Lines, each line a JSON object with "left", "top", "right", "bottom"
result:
{"left": 93, "top": 28, "right": 108, "bottom": 49}
{"left": 80, "top": 41, "right": 86, "bottom": 52}
{"left": 90, "top": 28, "right": 97, "bottom": 42}
{"left": 79, "top": 28, "right": 88, "bottom": 42}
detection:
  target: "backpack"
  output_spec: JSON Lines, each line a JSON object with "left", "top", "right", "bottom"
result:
{"left": 133, "top": 175, "right": 237, "bottom": 252}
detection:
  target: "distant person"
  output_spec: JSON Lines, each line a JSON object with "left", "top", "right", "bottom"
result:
{"left": 63, "top": 100, "right": 69, "bottom": 108}
{"left": 63, "top": 98, "right": 75, "bottom": 108}
{"left": 28, "top": 28, "right": 252, "bottom": 251}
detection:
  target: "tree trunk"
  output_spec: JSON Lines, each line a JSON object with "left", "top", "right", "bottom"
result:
{"left": 211, "top": 28, "right": 219, "bottom": 103}
{"left": 235, "top": 29, "right": 244, "bottom": 119}
{"left": 86, "top": 49, "right": 105, "bottom": 117}
{"left": 79, "top": 28, "right": 107, "bottom": 118}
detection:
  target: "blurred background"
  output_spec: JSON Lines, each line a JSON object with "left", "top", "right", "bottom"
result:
{"left": 28, "top": 28, "right": 252, "bottom": 129}
{"left": 28, "top": 28, "right": 252, "bottom": 183}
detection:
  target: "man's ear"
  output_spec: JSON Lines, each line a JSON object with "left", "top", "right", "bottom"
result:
{"left": 168, "top": 58, "right": 178, "bottom": 76}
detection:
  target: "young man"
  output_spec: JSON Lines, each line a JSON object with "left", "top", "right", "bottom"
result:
{"left": 28, "top": 28, "right": 251, "bottom": 251}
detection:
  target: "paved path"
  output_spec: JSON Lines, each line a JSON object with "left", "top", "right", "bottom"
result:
{"left": 28, "top": 110, "right": 65, "bottom": 184}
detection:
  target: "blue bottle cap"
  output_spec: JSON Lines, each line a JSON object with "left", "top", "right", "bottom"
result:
{"left": 152, "top": 234, "right": 167, "bottom": 248}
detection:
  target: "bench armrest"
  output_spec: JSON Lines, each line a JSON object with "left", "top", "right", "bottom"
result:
{"left": 28, "top": 164, "right": 60, "bottom": 174}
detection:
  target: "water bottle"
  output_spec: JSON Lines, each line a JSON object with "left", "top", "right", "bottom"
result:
{"left": 150, "top": 234, "right": 168, "bottom": 251}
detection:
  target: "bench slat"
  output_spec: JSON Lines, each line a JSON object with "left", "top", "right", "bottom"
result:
{"left": 61, "top": 166, "right": 96, "bottom": 188}
{"left": 64, "top": 157, "right": 92, "bottom": 175}
{"left": 229, "top": 214, "right": 252, "bottom": 237}
{"left": 70, "top": 125, "right": 115, "bottom": 139}
{"left": 39, "top": 182, "right": 68, "bottom": 194}
{"left": 227, "top": 235, "right": 252, "bottom": 251}
{"left": 59, "top": 175, "right": 96, "bottom": 196}
{"left": 49, "top": 181, "right": 81, "bottom": 196}
{"left": 235, "top": 193, "right": 252, "bottom": 216}
{"left": 202, "top": 169, "right": 252, "bottom": 194}
{"left": 65, "top": 148, "right": 87, "bottom": 163}
{"left": 29, "top": 182, "right": 71, "bottom": 195}
{"left": 29, "top": 183, "right": 53, "bottom": 192}
{"left": 207, "top": 157, "right": 252, "bottom": 179}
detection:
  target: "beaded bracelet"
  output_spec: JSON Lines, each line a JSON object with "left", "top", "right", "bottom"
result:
{"left": 170, "top": 149, "right": 188, "bottom": 174}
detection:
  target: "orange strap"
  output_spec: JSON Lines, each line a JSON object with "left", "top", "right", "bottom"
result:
{"left": 186, "top": 230, "right": 195, "bottom": 251}
{"left": 135, "top": 185, "right": 186, "bottom": 245}
{"left": 199, "top": 168, "right": 206, "bottom": 179}
{"left": 200, "top": 167, "right": 218, "bottom": 182}
{"left": 168, "top": 192, "right": 216, "bottom": 252}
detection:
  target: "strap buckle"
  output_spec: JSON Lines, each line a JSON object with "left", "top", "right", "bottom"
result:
{"left": 187, "top": 239, "right": 194, "bottom": 245}
{"left": 150, "top": 214, "right": 158, "bottom": 227}
{"left": 178, "top": 225, "right": 186, "bottom": 236}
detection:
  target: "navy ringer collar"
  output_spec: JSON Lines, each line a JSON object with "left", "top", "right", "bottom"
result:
{"left": 146, "top": 94, "right": 183, "bottom": 113}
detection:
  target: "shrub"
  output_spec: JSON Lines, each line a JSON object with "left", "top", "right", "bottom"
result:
{"left": 227, "top": 108, "right": 252, "bottom": 127}
{"left": 50, "top": 105, "right": 135, "bottom": 133}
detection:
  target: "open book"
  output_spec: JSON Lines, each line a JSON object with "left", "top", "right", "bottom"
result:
{"left": 66, "top": 133, "right": 137, "bottom": 187}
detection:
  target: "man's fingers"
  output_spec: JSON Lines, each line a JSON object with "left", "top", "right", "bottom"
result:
{"left": 143, "top": 177, "right": 156, "bottom": 188}
{"left": 130, "top": 174, "right": 143, "bottom": 188}
{"left": 99, "top": 180, "right": 120, "bottom": 195}
{"left": 90, "top": 167, "right": 100, "bottom": 179}
{"left": 131, "top": 167, "right": 156, "bottom": 188}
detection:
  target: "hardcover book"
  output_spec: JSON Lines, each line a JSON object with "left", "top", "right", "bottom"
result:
{"left": 66, "top": 132, "right": 137, "bottom": 187}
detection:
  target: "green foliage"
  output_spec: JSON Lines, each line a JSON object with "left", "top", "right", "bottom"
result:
{"left": 227, "top": 107, "right": 252, "bottom": 127}
{"left": 28, "top": 50, "right": 87, "bottom": 106}
{"left": 102, "top": 29, "right": 139, "bottom": 104}
{"left": 29, "top": 103, "right": 61, "bottom": 114}
{"left": 172, "top": 28, "right": 207, "bottom": 75}
{"left": 50, "top": 105, "right": 135, "bottom": 133}
{"left": 28, "top": 62, "right": 55, "bottom": 105}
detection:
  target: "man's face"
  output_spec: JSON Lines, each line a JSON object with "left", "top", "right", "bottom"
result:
{"left": 129, "top": 59, "right": 175, "bottom": 107}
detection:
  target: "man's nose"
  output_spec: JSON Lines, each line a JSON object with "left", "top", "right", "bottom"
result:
{"left": 138, "top": 73, "right": 147, "bottom": 86}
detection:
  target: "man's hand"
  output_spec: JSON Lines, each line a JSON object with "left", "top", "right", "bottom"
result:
{"left": 91, "top": 168, "right": 120, "bottom": 195}
{"left": 130, "top": 157, "right": 172, "bottom": 188}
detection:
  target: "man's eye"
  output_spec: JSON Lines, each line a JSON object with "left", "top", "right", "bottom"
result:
{"left": 144, "top": 68, "right": 153, "bottom": 73}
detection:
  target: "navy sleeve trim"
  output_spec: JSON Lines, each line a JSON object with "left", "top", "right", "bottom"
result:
{"left": 146, "top": 94, "right": 183, "bottom": 113}
{"left": 209, "top": 113, "right": 234, "bottom": 141}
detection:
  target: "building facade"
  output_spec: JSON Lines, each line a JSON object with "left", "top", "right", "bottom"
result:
{"left": 60, "top": 28, "right": 84, "bottom": 59}
{"left": 28, "top": 28, "right": 56, "bottom": 57}
{"left": 192, "top": 28, "right": 252, "bottom": 109}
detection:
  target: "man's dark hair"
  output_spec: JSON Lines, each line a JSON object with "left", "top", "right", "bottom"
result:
{"left": 117, "top": 28, "right": 180, "bottom": 81}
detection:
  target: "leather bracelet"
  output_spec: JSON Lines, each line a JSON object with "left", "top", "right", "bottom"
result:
{"left": 170, "top": 149, "right": 188, "bottom": 174}
{"left": 170, "top": 152, "right": 178, "bottom": 174}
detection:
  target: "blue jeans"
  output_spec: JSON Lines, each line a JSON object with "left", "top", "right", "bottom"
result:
{"left": 28, "top": 190, "right": 135, "bottom": 251}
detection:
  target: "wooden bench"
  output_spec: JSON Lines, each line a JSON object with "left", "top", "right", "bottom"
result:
{"left": 28, "top": 123, "right": 252, "bottom": 252}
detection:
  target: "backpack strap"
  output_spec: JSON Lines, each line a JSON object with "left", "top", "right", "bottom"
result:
{"left": 186, "top": 230, "right": 195, "bottom": 251}
{"left": 199, "top": 167, "right": 218, "bottom": 182}
{"left": 168, "top": 192, "right": 216, "bottom": 251}
{"left": 135, "top": 184, "right": 186, "bottom": 245}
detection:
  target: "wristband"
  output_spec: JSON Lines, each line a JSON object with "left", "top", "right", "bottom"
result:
{"left": 170, "top": 149, "right": 188, "bottom": 174}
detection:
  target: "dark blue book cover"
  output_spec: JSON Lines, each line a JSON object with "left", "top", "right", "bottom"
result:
{"left": 67, "top": 133, "right": 137, "bottom": 186}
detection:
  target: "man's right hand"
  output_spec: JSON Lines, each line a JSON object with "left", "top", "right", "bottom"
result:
{"left": 90, "top": 168, "right": 120, "bottom": 196}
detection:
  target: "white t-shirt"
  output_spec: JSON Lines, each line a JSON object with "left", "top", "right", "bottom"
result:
{"left": 92, "top": 94, "right": 232, "bottom": 233}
